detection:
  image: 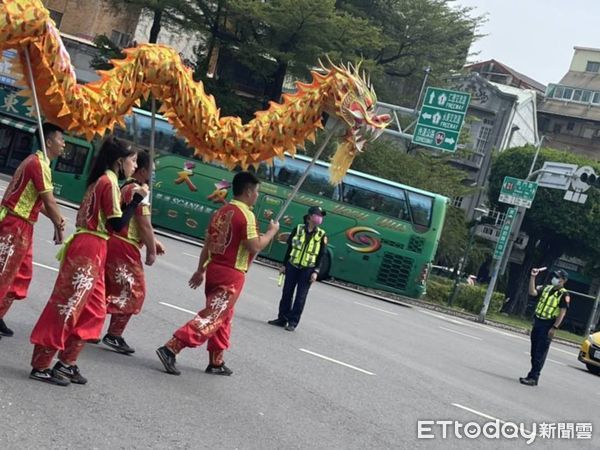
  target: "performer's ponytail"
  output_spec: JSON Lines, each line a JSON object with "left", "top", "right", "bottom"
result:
{"left": 87, "top": 136, "right": 135, "bottom": 186}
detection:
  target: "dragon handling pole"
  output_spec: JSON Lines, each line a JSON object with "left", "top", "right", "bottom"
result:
{"left": 274, "top": 122, "right": 340, "bottom": 223}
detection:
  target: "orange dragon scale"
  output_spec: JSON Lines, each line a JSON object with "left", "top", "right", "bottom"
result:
{"left": 0, "top": 0, "right": 390, "bottom": 183}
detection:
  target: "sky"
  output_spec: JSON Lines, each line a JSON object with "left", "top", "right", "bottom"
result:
{"left": 454, "top": 0, "right": 600, "bottom": 86}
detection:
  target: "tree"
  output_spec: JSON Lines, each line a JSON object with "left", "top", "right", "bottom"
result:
{"left": 488, "top": 146, "right": 600, "bottom": 315}
{"left": 106, "top": 0, "right": 201, "bottom": 44}
{"left": 226, "top": 0, "right": 382, "bottom": 102}
{"left": 335, "top": 0, "right": 483, "bottom": 105}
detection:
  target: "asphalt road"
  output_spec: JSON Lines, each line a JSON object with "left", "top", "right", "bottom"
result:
{"left": 0, "top": 179, "right": 598, "bottom": 449}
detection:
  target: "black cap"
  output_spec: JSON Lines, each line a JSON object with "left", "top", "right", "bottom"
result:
{"left": 553, "top": 269, "right": 568, "bottom": 280}
{"left": 307, "top": 206, "right": 326, "bottom": 217}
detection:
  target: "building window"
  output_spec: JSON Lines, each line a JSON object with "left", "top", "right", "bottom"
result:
{"left": 586, "top": 61, "right": 600, "bottom": 73}
{"left": 111, "top": 30, "right": 132, "bottom": 48}
{"left": 562, "top": 88, "right": 573, "bottom": 100}
{"left": 582, "top": 90, "right": 592, "bottom": 103}
{"left": 593, "top": 92, "right": 600, "bottom": 104}
{"left": 48, "top": 9, "right": 63, "bottom": 28}
{"left": 475, "top": 124, "right": 493, "bottom": 152}
{"left": 553, "top": 86, "right": 564, "bottom": 99}
{"left": 567, "top": 122, "right": 575, "bottom": 131}
{"left": 553, "top": 123, "right": 562, "bottom": 134}
{"left": 583, "top": 127, "right": 594, "bottom": 139}
{"left": 452, "top": 196, "right": 464, "bottom": 208}
{"left": 573, "top": 90, "right": 582, "bottom": 102}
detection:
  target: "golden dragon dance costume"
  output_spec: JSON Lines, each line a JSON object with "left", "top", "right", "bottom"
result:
{"left": 0, "top": 0, "right": 390, "bottom": 184}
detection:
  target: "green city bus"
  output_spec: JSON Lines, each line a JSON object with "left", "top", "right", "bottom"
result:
{"left": 0, "top": 83, "right": 448, "bottom": 298}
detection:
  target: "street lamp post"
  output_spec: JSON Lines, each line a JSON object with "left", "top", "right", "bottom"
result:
{"left": 448, "top": 206, "right": 489, "bottom": 306}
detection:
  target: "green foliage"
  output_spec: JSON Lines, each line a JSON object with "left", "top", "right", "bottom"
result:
{"left": 489, "top": 146, "right": 600, "bottom": 260}
{"left": 425, "top": 276, "right": 504, "bottom": 314}
{"left": 106, "top": 0, "right": 201, "bottom": 43}
{"left": 227, "top": 0, "right": 382, "bottom": 101}
{"left": 335, "top": 0, "right": 484, "bottom": 104}
{"left": 90, "top": 35, "right": 125, "bottom": 71}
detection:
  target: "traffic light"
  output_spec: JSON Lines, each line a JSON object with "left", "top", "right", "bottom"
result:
{"left": 580, "top": 170, "right": 600, "bottom": 188}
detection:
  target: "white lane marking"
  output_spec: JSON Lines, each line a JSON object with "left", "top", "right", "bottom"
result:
{"left": 33, "top": 262, "right": 58, "bottom": 272}
{"left": 354, "top": 302, "right": 399, "bottom": 316}
{"left": 550, "top": 346, "right": 578, "bottom": 357}
{"left": 452, "top": 403, "right": 503, "bottom": 422}
{"left": 452, "top": 403, "right": 532, "bottom": 434}
{"left": 474, "top": 324, "right": 530, "bottom": 342}
{"left": 268, "top": 277, "right": 279, "bottom": 281}
{"left": 439, "top": 326, "right": 482, "bottom": 341}
{"left": 419, "top": 309, "right": 463, "bottom": 325}
{"left": 522, "top": 351, "right": 566, "bottom": 366}
{"left": 299, "top": 348, "right": 375, "bottom": 376}
{"left": 183, "top": 252, "right": 199, "bottom": 259}
{"left": 159, "top": 301, "right": 196, "bottom": 315}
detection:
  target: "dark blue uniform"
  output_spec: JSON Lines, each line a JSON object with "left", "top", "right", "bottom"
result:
{"left": 272, "top": 223, "right": 327, "bottom": 331}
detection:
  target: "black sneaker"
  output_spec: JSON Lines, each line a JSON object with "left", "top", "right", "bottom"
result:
{"left": 285, "top": 324, "right": 296, "bottom": 332}
{"left": 205, "top": 364, "right": 233, "bottom": 376}
{"left": 0, "top": 319, "right": 14, "bottom": 337}
{"left": 268, "top": 318, "right": 287, "bottom": 327}
{"left": 156, "top": 346, "right": 180, "bottom": 375}
{"left": 29, "top": 368, "right": 70, "bottom": 386}
{"left": 519, "top": 377, "right": 538, "bottom": 386}
{"left": 53, "top": 361, "right": 88, "bottom": 385}
{"left": 102, "top": 334, "right": 135, "bottom": 354}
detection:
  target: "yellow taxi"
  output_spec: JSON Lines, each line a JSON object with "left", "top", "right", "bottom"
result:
{"left": 579, "top": 332, "right": 600, "bottom": 375}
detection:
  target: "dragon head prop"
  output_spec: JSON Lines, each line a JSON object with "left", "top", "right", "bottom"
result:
{"left": 316, "top": 60, "right": 391, "bottom": 183}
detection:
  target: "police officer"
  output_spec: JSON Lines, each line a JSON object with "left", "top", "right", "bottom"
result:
{"left": 268, "top": 206, "right": 327, "bottom": 332}
{"left": 520, "top": 268, "right": 570, "bottom": 386}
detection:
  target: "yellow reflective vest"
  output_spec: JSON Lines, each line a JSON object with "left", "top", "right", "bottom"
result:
{"left": 535, "top": 286, "right": 567, "bottom": 319}
{"left": 289, "top": 224, "right": 326, "bottom": 268}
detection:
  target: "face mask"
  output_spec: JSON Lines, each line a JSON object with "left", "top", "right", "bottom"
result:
{"left": 311, "top": 214, "right": 323, "bottom": 225}
{"left": 551, "top": 277, "right": 560, "bottom": 286}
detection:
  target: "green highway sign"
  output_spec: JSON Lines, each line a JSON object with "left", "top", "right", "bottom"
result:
{"left": 412, "top": 87, "right": 471, "bottom": 152}
{"left": 493, "top": 207, "right": 517, "bottom": 260}
{"left": 499, "top": 176, "right": 538, "bottom": 208}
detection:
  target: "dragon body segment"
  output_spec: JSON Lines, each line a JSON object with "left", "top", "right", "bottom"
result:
{"left": 0, "top": 0, "right": 389, "bottom": 182}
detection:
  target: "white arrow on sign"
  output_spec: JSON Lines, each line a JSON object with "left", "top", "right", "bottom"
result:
{"left": 438, "top": 93, "right": 447, "bottom": 106}
{"left": 422, "top": 112, "right": 432, "bottom": 120}
{"left": 444, "top": 137, "right": 455, "bottom": 145}
{"left": 429, "top": 92, "right": 436, "bottom": 104}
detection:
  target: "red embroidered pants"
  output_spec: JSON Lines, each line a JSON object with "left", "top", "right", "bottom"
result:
{"left": 0, "top": 215, "right": 34, "bottom": 318}
{"left": 30, "top": 233, "right": 107, "bottom": 369}
{"left": 167, "top": 263, "right": 245, "bottom": 365}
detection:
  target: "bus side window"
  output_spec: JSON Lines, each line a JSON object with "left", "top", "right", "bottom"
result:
{"left": 255, "top": 162, "right": 273, "bottom": 182}
{"left": 55, "top": 142, "right": 89, "bottom": 175}
{"left": 341, "top": 176, "right": 409, "bottom": 220}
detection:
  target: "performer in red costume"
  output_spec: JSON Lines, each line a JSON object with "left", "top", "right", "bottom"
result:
{"left": 156, "top": 171, "right": 279, "bottom": 376}
{"left": 102, "top": 150, "right": 165, "bottom": 354}
{"left": 0, "top": 123, "right": 65, "bottom": 339}
{"left": 29, "top": 137, "right": 148, "bottom": 386}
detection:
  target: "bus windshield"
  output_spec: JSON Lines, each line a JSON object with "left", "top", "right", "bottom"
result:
{"left": 341, "top": 173, "right": 410, "bottom": 221}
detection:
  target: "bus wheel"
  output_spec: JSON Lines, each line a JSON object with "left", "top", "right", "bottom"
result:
{"left": 317, "top": 252, "right": 331, "bottom": 281}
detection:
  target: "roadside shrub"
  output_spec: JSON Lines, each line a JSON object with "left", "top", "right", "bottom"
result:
{"left": 425, "top": 276, "right": 505, "bottom": 314}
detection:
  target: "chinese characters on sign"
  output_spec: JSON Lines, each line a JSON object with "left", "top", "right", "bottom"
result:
{"left": 499, "top": 176, "right": 538, "bottom": 209}
{"left": 412, "top": 87, "right": 471, "bottom": 152}
{"left": 493, "top": 207, "right": 516, "bottom": 260}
